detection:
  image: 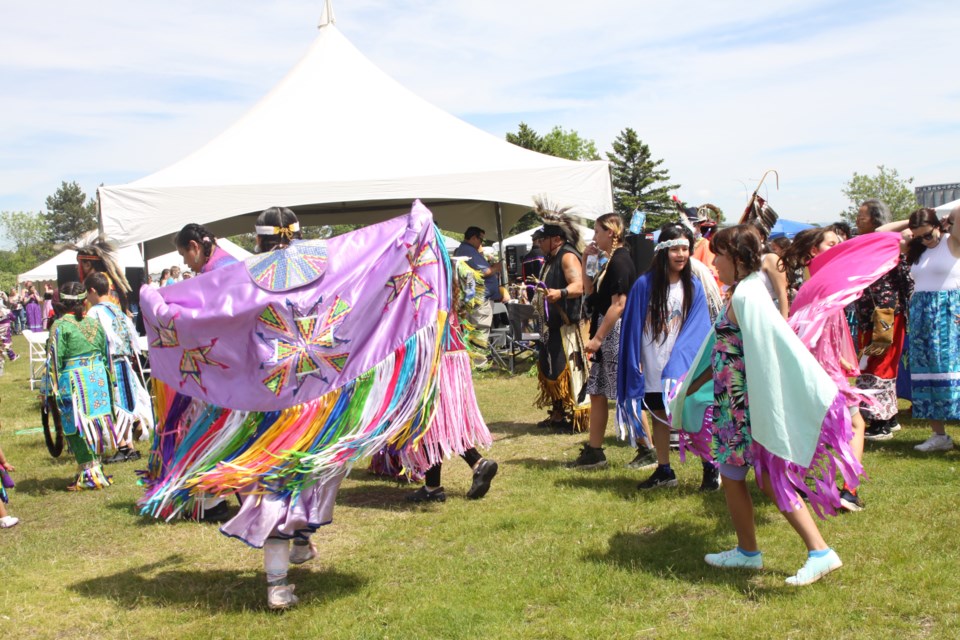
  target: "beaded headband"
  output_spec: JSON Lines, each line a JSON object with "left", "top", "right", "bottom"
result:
{"left": 654, "top": 237, "right": 690, "bottom": 253}
{"left": 61, "top": 292, "right": 87, "bottom": 301}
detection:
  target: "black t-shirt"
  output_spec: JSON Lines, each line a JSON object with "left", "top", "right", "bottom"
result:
{"left": 587, "top": 246, "right": 636, "bottom": 336}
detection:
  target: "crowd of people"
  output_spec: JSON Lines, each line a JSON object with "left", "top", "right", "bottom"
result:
{"left": 0, "top": 197, "right": 957, "bottom": 606}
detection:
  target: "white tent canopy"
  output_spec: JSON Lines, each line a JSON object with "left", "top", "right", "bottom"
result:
{"left": 935, "top": 198, "right": 960, "bottom": 214}
{"left": 17, "top": 238, "right": 251, "bottom": 284}
{"left": 98, "top": 23, "right": 612, "bottom": 257}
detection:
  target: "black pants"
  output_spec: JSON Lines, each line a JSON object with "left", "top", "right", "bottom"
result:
{"left": 425, "top": 448, "right": 482, "bottom": 487}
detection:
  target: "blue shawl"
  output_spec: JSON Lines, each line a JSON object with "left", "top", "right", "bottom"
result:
{"left": 616, "top": 271, "right": 711, "bottom": 443}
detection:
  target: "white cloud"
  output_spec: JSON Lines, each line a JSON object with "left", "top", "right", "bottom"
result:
{"left": 1, "top": 0, "right": 957, "bottom": 229}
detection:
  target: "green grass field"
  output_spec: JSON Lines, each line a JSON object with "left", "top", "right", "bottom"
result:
{"left": 1, "top": 333, "right": 958, "bottom": 639}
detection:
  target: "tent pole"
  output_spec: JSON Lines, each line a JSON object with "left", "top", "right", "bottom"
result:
{"left": 494, "top": 201, "right": 505, "bottom": 291}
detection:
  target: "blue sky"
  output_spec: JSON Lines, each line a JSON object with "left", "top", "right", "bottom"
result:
{"left": 1, "top": 0, "right": 958, "bottom": 243}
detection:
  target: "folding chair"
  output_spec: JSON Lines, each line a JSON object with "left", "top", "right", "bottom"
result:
{"left": 22, "top": 329, "right": 49, "bottom": 391}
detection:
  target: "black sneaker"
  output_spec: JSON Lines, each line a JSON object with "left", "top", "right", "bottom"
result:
{"left": 124, "top": 449, "right": 142, "bottom": 462}
{"left": 699, "top": 463, "right": 721, "bottom": 491}
{"left": 467, "top": 459, "right": 498, "bottom": 499}
{"left": 103, "top": 448, "right": 134, "bottom": 464}
{"left": 626, "top": 447, "right": 657, "bottom": 471}
{"left": 567, "top": 444, "right": 608, "bottom": 470}
{"left": 199, "top": 501, "right": 231, "bottom": 523}
{"left": 839, "top": 488, "right": 864, "bottom": 512}
{"left": 864, "top": 420, "right": 893, "bottom": 441}
{"left": 637, "top": 466, "right": 678, "bottom": 490}
{"left": 406, "top": 486, "right": 447, "bottom": 503}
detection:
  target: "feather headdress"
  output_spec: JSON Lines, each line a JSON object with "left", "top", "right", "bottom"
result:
{"left": 739, "top": 170, "right": 780, "bottom": 239}
{"left": 72, "top": 235, "right": 133, "bottom": 294}
{"left": 534, "top": 196, "right": 585, "bottom": 253}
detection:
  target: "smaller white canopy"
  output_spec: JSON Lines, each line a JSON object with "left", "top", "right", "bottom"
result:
{"left": 935, "top": 198, "right": 960, "bottom": 214}
{"left": 17, "top": 238, "right": 251, "bottom": 283}
{"left": 493, "top": 225, "right": 595, "bottom": 252}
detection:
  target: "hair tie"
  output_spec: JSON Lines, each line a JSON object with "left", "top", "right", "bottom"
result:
{"left": 654, "top": 237, "right": 690, "bottom": 253}
{"left": 255, "top": 222, "right": 300, "bottom": 240}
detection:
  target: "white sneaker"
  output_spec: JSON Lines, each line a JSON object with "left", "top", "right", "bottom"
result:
{"left": 785, "top": 549, "right": 842, "bottom": 586}
{"left": 289, "top": 540, "right": 317, "bottom": 565}
{"left": 0, "top": 515, "right": 19, "bottom": 528}
{"left": 267, "top": 583, "right": 299, "bottom": 610}
{"left": 914, "top": 434, "right": 954, "bottom": 453}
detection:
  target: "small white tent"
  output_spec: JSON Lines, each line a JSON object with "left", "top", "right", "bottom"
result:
{"left": 17, "top": 238, "right": 251, "bottom": 284}
{"left": 98, "top": 16, "right": 612, "bottom": 257}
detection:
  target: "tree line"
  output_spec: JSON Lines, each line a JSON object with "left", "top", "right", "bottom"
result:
{"left": 1, "top": 141, "right": 920, "bottom": 290}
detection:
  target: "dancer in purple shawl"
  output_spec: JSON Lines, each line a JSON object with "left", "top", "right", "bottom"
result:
{"left": 141, "top": 203, "right": 457, "bottom": 610}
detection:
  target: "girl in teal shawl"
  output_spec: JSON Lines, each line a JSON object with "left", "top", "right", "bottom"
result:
{"left": 671, "top": 225, "right": 861, "bottom": 587}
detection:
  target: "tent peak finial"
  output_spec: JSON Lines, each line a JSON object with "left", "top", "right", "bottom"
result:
{"left": 318, "top": 0, "right": 336, "bottom": 28}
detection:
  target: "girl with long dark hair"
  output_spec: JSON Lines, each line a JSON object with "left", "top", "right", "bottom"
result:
{"left": 618, "top": 223, "right": 717, "bottom": 490}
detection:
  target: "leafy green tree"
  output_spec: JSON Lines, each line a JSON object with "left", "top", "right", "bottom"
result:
{"left": 540, "top": 126, "right": 601, "bottom": 161}
{"left": 607, "top": 128, "right": 680, "bottom": 230}
{"left": 505, "top": 123, "right": 601, "bottom": 234}
{"left": 840, "top": 165, "right": 916, "bottom": 222}
{"left": 0, "top": 211, "right": 50, "bottom": 251}
{"left": 44, "top": 181, "right": 98, "bottom": 244}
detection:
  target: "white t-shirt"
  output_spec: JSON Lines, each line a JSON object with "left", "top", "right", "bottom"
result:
{"left": 911, "top": 238, "right": 960, "bottom": 293}
{"left": 641, "top": 281, "right": 684, "bottom": 392}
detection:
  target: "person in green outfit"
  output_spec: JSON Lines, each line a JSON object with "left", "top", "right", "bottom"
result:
{"left": 47, "top": 282, "right": 115, "bottom": 491}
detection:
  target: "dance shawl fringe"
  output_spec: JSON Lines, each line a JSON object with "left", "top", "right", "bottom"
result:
{"left": 401, "top": 349, "right": 493, "bottom": 473}
{"left": 139, "top": 317, "right": 446, "bottom": 520}
{"left": 534, "top": 367, "right": 590, "bottom": 432}
{"left": 71, "top": 462, "right": 113, "bottom": 491}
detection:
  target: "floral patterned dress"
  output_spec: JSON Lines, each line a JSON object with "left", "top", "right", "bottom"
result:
{"left": 710, "top": 304, "right": 753, "bottom": 466}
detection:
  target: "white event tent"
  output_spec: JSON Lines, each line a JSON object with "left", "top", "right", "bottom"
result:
{"left": 935, "top": 198, "right": 960, "bottom": 214}
{"left": 98, "top": 9, "right": 613, "bottom": 258}
{"left": 17, "top": 237, "right": 251, "bottom": 284}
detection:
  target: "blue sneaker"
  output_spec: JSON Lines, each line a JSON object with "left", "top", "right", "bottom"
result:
{"left": 785, "top": 549, "right": 842, "bottom": 586}
{"left": 704, "top": 548, "right": 763, "bottom": 569}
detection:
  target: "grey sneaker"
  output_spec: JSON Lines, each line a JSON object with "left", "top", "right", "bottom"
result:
{"left": 267, "top": 583, "right": 299, "bottom": 610}
{"left": 290, "top": 539, "right": 317, "bottom": 565}
{"left": 914, "top": 434, "right": 954, "bottom": 452}
{"left": 567, "top": 444, "right": 608, "bottom": 470}
{"left": 626, "top": 447, "right": 657, "bottom": 470}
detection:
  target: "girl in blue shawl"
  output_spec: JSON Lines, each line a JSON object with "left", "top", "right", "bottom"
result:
{"left": 617, "top": 224, "right": 717, "bottom": 490}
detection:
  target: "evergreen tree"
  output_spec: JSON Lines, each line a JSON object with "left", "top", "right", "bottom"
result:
{"left": 44, "top": 181, "right": 98, "bottom": 244}
{"left": 606, "top": 128, "right": 680, "bottom": 230}
{"left": 505, "top": 122, "right": 545, "bottom": 153}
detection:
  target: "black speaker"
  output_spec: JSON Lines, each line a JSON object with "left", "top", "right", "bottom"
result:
{"left": 505, "top": 245, "right": 522, "bottom": 280}
{"left": 125, "top": 267, "right": 145, "bottom": 307}
{"left": 626, "top": 235, "right": 655, "bottom": 275}
{"left": 56, "top": 264, "right": 80, "bottom": 289}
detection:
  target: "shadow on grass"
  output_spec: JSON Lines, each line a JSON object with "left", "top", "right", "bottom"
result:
{"left": 336, "top": 484, "right": 428, "bottom": 511}
{"left": 486, "top": 420, "right": 563, "bottom": 439}
{"left": 13, "top": 476, "right": 72, "bottom": 496}
{"left": 584, "top": 523, "right": 793, "bottom": 597}
{"left": 864, "top": 437, "right": 960, "bottom": 460}
{"left": 501, "top": 456, "right": 566, "bottom": 471}
{"left": 70, "top": 554, "right": 364, "bottom": 611}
